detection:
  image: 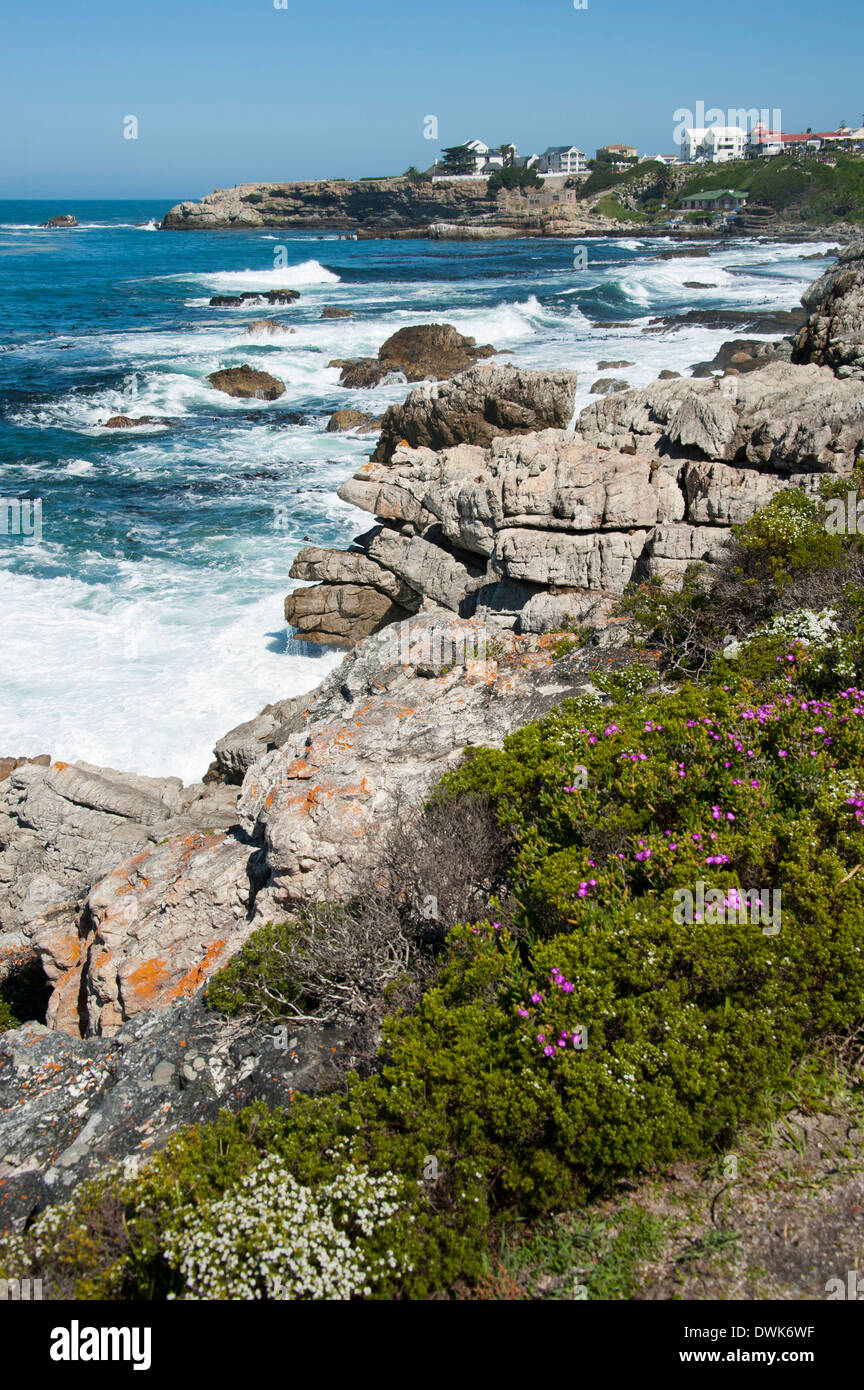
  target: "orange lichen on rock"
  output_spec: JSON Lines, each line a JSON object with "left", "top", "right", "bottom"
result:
{"left": 167, "top": 939, "right": 228, "bottom": 1000}
{"left": 123, "top": 957, "right": 171, "bottom": 1004}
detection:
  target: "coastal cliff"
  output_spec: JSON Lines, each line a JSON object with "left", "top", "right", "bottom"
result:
{"left": 161, "top": 172, "right": 859, "bottom": 241}
{"left": 283, "top": 248, "right": 864, "bottom": 649}
{"left": 161, "top": 178, "right": 493, "bottom": 233}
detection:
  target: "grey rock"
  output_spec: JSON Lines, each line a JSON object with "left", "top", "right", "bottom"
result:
{"left": 589, "top": 377, "right": 630, "bottom": 395}
{"left": 577, "top": 362, "right": 864, "bottom": 473}
{"left": 0, "top": 1001, "right": 358, "bottom": 1229}
{"left": 793, "top": 241, "right": 864, "bottom": 379}
{"left": 372, "top": 364, "right": 579, "bottom": 462}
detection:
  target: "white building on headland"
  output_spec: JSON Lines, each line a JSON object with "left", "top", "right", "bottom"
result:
{"left": 463, "top": 139, "right": 502, "bottom": 172}
{"left": 431, "top": 139, "right": 520, "bottom": 181}
{"left": 747, "top": 123, "right": 864, "bottom": 157}
{"left": 701, "top": 126, "right": 748, "bottom": 161}
{"left": 680, "top": 126, "right": 747, "bottom": 162}
{"left": 679, "top": 128, "right": 707, "bottom": 161}
{"left": 536, "top": 146, "right": 588, "bottom": 176}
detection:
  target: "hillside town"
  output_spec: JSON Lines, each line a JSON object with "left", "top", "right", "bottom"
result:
{"left": 427, "top": 121, "right": 864, "bottom": 183}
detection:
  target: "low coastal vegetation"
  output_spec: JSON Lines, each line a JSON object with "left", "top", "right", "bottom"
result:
{"left": 590, "top": 193, "right": 644, "bottom": 223}
{"left": 677, "top": 155, "right": 864, "bottom": 224}
{"left": 581, "top": 153, "right": 864, "bottom": 226}
{"left": 4, "top": 483, "right": 864, "bottom": 1298}
{"left": 581, "top": 158, "right": 671, "bottom": 201}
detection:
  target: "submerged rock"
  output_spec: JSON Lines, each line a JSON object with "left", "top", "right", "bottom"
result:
{"left": 245, "top": 318, "right": 295, "bottom": 335}
{"left": 102, "top": 415, "right": 171, "bottom": 428}
{"left": 590, "top": 377, "right": 630, "bottom": 395}
{"left": 325, "top": 409, "right": 379, "bottom": 433}
{"left": 658, "top": 246, "right": 711, "bottom": 259}
{"left": 207, "top": 365, "right": 286, "bottom": 399}
{"left": 691, "top": 337, "right": 792, "bottom": 378}
{"left": 209, "top": 289, "right": 300, "bottom": 307}
{"left": 331, "top": 323, "right": 497, "bottom": 389}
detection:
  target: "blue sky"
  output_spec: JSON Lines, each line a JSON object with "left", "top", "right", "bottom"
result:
{"left": 2, "top": 0, "right": 863, "bottom": 198}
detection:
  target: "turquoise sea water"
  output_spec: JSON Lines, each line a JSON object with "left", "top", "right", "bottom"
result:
{"left": 0, "top": 200, "right": 834, "bottom": 778}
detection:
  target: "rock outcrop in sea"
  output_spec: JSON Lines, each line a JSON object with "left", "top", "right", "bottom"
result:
{"left": 330, "top": 323, "right": 498, "bottom": 389}
{"left": 207, "top": 365, "right": 286, "bottom": 399}
{"left": 284, "top": 354, "right": 864, "bottom": 648}
{"left": 161, "top": 180, "right": 495, "bottom": 234}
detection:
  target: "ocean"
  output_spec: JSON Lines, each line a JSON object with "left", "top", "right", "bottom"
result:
{"left": 0, "top": 199, "right": 835, "bottom": 781}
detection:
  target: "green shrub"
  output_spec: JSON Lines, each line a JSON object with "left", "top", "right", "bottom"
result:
{"left": 10, "top": 661, "right": 864, "bottom": 1299}
{"left": 487, "top": 166, "right": 542, "bottom": 198}
{"left": 676, "top": 155, "right": 864, "bottom": 224}
{"left": 618, "top": 488, "right": 864, "bottom": 678}
{"left": 162, "top": 1158, "right": 413, "bottom": 1300}
{"left": 7, "top": 492, "right": 864, "bottom": 1300}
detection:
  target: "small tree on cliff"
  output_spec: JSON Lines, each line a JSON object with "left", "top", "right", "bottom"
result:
{"left": 440, "top": 145, "right": 477, "bottom": 175}
{"left": 486, "top": 165, "right": 542, "bottom": 198}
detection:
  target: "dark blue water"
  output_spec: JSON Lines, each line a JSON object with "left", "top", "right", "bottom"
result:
{"left": 0, "top": 200, "right": 833, "bottom": 778}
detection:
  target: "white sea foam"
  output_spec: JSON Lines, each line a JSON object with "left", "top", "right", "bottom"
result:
{"left": 180, "top": 259, "right": 341, "bottom": 290}
{"left": 0, "top": 567, "right": 341, "bottom": 782}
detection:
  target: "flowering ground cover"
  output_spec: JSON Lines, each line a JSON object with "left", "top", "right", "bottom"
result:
{"left": 4, "top": 488, "right": 864, "bottom": 1299}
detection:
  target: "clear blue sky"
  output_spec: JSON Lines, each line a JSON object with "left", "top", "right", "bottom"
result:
{"left": 2, "top": 0, "right": 863, "bottom": 198}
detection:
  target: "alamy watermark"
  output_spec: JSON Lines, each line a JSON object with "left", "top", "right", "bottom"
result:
{"left": 825, "top": 493, "right": 864, "bottom": 535}
{"left": 0, "top": 498, "right": 42, "bottom": 542}
{"left": 825, "top": 1270, "right": 863, "bottom": 1300}
{"left": 273, "top": 1025, "right": 297, "bottom": 1053}
{"left": 673, "top": 883, "right": 781, "bottom": 935}
{"left": 378, "top": 621, "right": 488, "bottom": 670}
{"left": 673, "top": 103, "right": 783, "bottom": 143}
{"left": 0, "top": 1277, "right": 42, "bottom": 1300}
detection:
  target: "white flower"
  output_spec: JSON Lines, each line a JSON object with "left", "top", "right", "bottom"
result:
{"left": 162, "top": 1157, "right": 408, "bottom": 1301}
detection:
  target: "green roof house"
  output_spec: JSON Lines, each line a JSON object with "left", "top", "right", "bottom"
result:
{"left": 680, "top": 188, "right": 749, "bottom": 211}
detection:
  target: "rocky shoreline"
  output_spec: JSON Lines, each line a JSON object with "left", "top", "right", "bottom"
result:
{"left": 1, "top": 242, "right": 863, "bottom": 1230}
{"left": 159, "top": 177, "right": 854, "bottom": 242}
{"left": 284, "top": 247, "right": 864, "bottom": 649}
